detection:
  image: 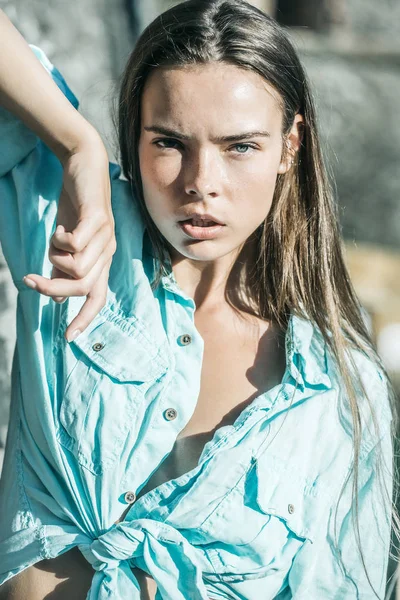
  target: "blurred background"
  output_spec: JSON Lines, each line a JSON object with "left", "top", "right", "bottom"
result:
{"left": 0, "top": 0, "right": 399, "bottom": 596}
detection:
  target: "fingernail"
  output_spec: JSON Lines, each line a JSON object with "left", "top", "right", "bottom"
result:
{"left": 55, "top": 225, "right": 64, "bottom": 234}
{"left": 67, "top": 329, "right": 81, "bottom": 343}
{"left": 23, "top": 277, "right": 37, "bottom": 289}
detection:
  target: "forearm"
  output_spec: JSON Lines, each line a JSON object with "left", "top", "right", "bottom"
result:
{"left": 0, "top": 9, "right": 100, "bottom": 162}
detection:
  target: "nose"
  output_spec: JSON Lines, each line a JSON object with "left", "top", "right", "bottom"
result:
{"left": 183, "top": 148, "right": 222, "bottom": 199}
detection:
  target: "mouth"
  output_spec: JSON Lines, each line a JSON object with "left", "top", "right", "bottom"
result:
{"left": 178, "top": 217, "right": 226, "bottom": 240}
{"left": 178, "top": 214, "right": 225, "bottom": 227}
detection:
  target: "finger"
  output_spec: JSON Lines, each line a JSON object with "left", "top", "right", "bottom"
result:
{"left": 49, "top": 225, "right": 75, "bottom": 303}
{"left": 50, "top": 265, "right": 71, "bottom": 303}
{"left": 64, "top": 259, "right": 112, "bottom": 342}
{"left": 23, "top": 250, "right": 112, "bottom": 298}
{"left": 49, "top": 225, "right": 115, "bottom": 280}
{"left": 52, "top": 213, "right": 113, "bottom": 254}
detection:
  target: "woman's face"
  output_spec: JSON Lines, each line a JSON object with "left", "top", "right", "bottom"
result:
{"left": 139, "top": 62, "right": 300, "bottom": 266}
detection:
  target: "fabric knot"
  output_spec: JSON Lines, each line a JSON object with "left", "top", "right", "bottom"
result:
{"left": 80, "top": 521, "right": 146, "bottom": 572}
{"left": 78, "top": 517, "right": 209, "bottom": 600}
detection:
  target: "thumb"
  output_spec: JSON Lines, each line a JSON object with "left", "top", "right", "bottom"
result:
{"left": 55, "top": 224, "right": 66, "bottom": 235}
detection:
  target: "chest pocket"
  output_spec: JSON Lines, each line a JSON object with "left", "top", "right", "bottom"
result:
{"left": 54, "top": 303, "right": 169, "bottom": 475}
{"left": 200, "top": 452, "right": 327, "bottom": 584}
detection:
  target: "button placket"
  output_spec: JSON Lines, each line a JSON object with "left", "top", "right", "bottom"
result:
{"left": 160, "top": 329, "right": 194, "bottom": 426}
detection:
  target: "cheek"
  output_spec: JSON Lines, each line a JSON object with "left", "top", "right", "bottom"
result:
{"left": 233, "top": 159, "right": 281, "bottom": 223}
{"left": 236, "top": 154, "right": 281, "bottom": 198}
{"left": 139, "top": 146, "right": 181, "bottom": 193}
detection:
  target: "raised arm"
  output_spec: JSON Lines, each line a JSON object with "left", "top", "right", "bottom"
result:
{"left": 0, "top": 9, "right": 116, "bottom": 341}
{"left": 0, "top": 10, "right": 99, "bottom": 161}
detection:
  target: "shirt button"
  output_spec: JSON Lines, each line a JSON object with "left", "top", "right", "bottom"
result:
{"left": 288, "top": 503, "right": 295, "bottom": 514}
{"left": 124, "top": 491, "right": 136, "bottom": 504}
{"left": 178, "top": 334, "right": 192, "bottom": 346}
{"left": 164, "top": 408, "right": 178, "bottom": 421}
{"left": 92, "top": 342, "right": 105, "bottom": 352}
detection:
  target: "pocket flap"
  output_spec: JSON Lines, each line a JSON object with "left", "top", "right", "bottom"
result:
{"left": 66, "top": 304, "right": 169, "bottom": 383}
{"left": 254, "top": 454, "right": 323, "bottom": 542}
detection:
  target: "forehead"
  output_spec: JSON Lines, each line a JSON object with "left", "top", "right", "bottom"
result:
{"left": 141, "top": 62, "right": 283, "bottom": 133}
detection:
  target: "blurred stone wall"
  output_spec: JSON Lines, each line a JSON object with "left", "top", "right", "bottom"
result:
{"left": 293, "top": 27, "right": 400, "bottom": 250}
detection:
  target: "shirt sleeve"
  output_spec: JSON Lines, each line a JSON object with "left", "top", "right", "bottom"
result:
{"left": 287, "top": 424, "right": 393, "bottom": 599}
{"left": 0, "top": 45, "right": 79, "bottom": 287}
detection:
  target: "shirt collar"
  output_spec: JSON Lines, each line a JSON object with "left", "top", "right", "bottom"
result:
{"left": 144, "top": 231, "right": 195, "bottom": 305}
{"left": 286, "top": 313, "right": 332, "bottom": 391}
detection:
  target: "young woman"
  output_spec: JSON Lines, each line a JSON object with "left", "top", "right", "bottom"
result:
{"left": 0, "top": 1, "right": 397, "bottom": 599}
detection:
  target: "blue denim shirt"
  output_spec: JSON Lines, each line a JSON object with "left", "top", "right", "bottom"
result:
{"left": 0, "top": 46, "right": 393, "bottom": 600}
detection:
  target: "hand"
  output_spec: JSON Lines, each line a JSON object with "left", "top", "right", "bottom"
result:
{"left": 22, "top": 139, "right": 116, "bottom": 342}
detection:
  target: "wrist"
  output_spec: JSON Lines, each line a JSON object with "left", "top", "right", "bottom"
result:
{"left": 53, "top": 122, "right": 107, "bottom": 167}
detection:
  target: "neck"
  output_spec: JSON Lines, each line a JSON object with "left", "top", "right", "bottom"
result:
{"left": 169, "top": 233, "right": 260, "bottom": 315}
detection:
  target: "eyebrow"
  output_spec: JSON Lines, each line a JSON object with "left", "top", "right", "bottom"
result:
{"left": 144, "top": 125, "right": 271, "bottom": 142}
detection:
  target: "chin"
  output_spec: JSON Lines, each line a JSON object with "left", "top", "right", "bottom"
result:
{"left": 169, "top": 239, "right": 238, "bottom": 263}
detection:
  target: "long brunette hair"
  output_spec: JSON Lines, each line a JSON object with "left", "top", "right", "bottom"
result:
{"left": 117, "top": 1, "right": 399, "bottom": 595}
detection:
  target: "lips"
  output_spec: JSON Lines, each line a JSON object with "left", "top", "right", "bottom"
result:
{"left": 178, "top": 220, "right": 225, "bottom": 240}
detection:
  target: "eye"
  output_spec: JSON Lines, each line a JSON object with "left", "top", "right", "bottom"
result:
{"left": 230, "top": 143, "right": 257, "bottom": 155}
{"left": 153, "top": 138, "right": 183, "bottom": 150}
